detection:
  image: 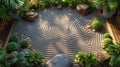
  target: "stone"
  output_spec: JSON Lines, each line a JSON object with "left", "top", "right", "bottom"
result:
{"left": 57, "top": 4, "right": 62, "bottom": 10}
{"left": 76, "top": 4, "right": 92, "bottom": 15}
{"left": 92, "top": 29, "right": 96, "bottom": 32}
{"left": 86, "top": 25, "right": 92, "bottom": 29}
{"left": 95, "top": 51, "right": 111, "bottom": 62}
{"left": 27, "top": 44, "right": 35, "bottom": 51}
{"left": 25, "top": 12, "right": 38, "bottom": 22}
{"left": 46, "top": 54, "right": 73, "bottom": 67}
{"left": 20, "top": 48, "right": 32, "bottom": 54}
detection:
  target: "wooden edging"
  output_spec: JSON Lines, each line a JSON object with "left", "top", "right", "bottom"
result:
{"left": 106, "top": 20, "right": 117, "bottom": 42}
{"left": 4, "top": 20, "right": 16, "bottom": 48}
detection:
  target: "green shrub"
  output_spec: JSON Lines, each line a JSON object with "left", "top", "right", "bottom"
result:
{"left": 104, "top": 33, "right": 112, "bottom": 39}
{"left": 26, "top": 51, "right": 44, "bottom": 67}
{"left": 105, "top": 42, "right": 120, "bottom": 67}
{"left": 20, "top": 39, "right": 29, "bottom": 49}
{"left": 9, "top": 34, "right": 19, "bottom": 42}
{"left": 75, "top": 52, "right": 98, "bottom": 67}
{"left": 91, "top": 18, "right": 103, "bottom": 31}
{"left": 6, "top": 42, "right": 18, "bottom": 53}
{"left": 102, "top": 38, "right": 113, "bottom": 48}
{"left": 0, "top": 47, "right": 8, "bottom": 67}
{"left": 10, "top": 51, "right": 29, "bottom": 67}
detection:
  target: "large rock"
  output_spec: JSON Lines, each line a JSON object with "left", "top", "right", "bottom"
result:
{"left": 76, "top": 4, "right": 92, "bottom": 16}
{"left": 46, "top": 54, "right": 73, "bottom": 67}
{"left": 25, "top": 12, "right": 38, "bottom": 22}
{"left": 95, "top": 51, "right": 111, "bottom": 62}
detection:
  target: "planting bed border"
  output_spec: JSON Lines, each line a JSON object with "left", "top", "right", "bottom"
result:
{"left": 106, "top": 18, "right": 120, "bottom": 42}
{"left": 0, "top": 19, "right": 15, "bottom": 47}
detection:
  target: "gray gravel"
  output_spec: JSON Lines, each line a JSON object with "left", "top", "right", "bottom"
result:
{"left": 13, "top": 8, "right": 106, "bottom": 62}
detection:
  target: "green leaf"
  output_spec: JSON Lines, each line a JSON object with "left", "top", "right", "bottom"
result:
{"left": 11, "top": 51, "right": 18, "bottom": 57}
{"left": 11, "top": 58, "right": 18, "bottom": 64}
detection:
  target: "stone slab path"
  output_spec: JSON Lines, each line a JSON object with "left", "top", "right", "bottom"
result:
{"left": 13, "top": 8, "right": 106, "bottom": 62}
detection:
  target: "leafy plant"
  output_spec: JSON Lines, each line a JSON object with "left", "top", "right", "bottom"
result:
{"left": 109, "top": 55, "right": 120, "bottom": 67}
{"left": 26, "top": 51, "right": 44, "bottom": 67}
{"left": 105, "top": 44, "right": 117, "bottom": 55}
{"left": 106, "top": 42, "right": 120, "bottom": 55}
{"left": 9, "top": 34, "right": 19, "bottom": 42}
{"left": 92, "top": 0, "right": 120, "bottom": 11}
{"left": 62, "top": 0, "right": 89, "bottom": 9}
{"left": 104, "top": 33, "right": 112, "bottom": 39}
{"left": 75, "top": 52, "right": 85, "bottom": 65}
{"left": 9, "top": 51, "right": 29, "bottom": 67}
{"left": 102, "top": 38, "right": 113, "bottom": 48}
{"left": 75, "top": 52, "right": 98, "bottom": 67}
{"left": 37, "top": 0, "right": 51, "bottom": 9}
{"left": 0, "top": 47, "right": 8, "bottom": 67}
{"left": 105, "top": 42, "right": 120, "bottom": 67}
{"left": 91, "top": 18, "right": 103, "bottom": 31}
{"left": 20, "top": 39, "right": 29, "bottom": 49}
{"left": 84, "top": 53, "right": 98, "bottom": 67}
{"left": 6, "top": 42, "right": 18, "bottom": 53}
{"left": 19, "top": 0, "right": 32, "bottom": 17}
{"left": 0, "top": 40, "right": 3, "bottom": 47}
{"left": 2, "top": 0, "right": 24, "bottom": 10}
{"left": 51, "top": 0, "right": 61, "bottom": 5}
{"left": 0, "top": 6, "right": 9, "bottom": 21}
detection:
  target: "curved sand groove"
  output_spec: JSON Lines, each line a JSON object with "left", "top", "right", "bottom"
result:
{"left": 13, "top": 8, "right": 105, "bottom": 63}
